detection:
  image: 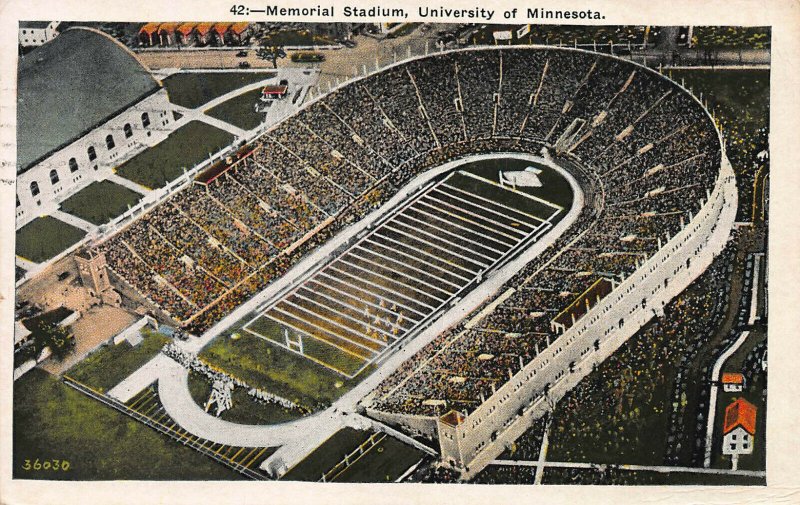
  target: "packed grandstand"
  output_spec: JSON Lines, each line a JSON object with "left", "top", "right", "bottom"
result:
{"left": 92, "top": 46, "right": 735, "bottom": 475}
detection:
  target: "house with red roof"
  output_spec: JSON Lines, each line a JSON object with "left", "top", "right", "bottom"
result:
{"left": 226, "top": 22, "right": 252, "bottom": 45}
{"left": 194, "top": 23, "right": 214, "bottom": 45}
{"left": 175, "top": 22, "right": 198, "bottom": 45}
{"left": 138, "top": 23, "right": 160, "bottom": 46}
{"left": 722, "top": 398, "right": 756, "bottom": 468}
{"left": 721, "top": 372, "right": 745, "bottom": 392}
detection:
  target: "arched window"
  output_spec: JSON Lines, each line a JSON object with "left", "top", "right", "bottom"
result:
{"left": 69, "top": 157, "right": 79, "bottom": 172}
{"left": 124, "top": 123, "right": 133, "bottom": 138}
{"left": 50, "top": 169, "right": 60, "bottom": 184}
{"left": 87, "top": 145, "right": 97, "bottom": 161}
{"left": 106, "top": 134, "right": 115, "bottom": 150}
{"left": 141, "top": 112, "right": 150, "bottom": 128}
{"left": 30, "top": 181, "right": 40, "bottom": 196}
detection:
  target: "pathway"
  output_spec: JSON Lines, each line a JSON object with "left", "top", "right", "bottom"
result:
{"left": 52, "top": 209, "right": 96, "bottom": 233}
{"left": 108, "top": 174, "right": 150, "bottom": 195}
{"left": 490, "top": 459, "right": 765, "bottom": 478}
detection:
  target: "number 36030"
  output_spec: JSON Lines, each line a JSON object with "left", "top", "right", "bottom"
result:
{"left": 22, "top": 459, "right": 70, "bottom": 471}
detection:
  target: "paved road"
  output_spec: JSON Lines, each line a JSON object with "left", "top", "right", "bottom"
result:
{"left": 490, "top": 459, "right": 766, "bottom": 478}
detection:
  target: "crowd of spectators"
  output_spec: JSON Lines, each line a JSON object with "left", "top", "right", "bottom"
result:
{"left": 94, "top": 45, "right": 725, "bottom": 401}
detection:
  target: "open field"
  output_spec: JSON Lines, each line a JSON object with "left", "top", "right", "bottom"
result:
{"left": 206, "top": 87, "right": 267, "bottom": 131}
{"left": 65, "top": 330, "right": 170, "bottom": 393}
{"left": 187, "top": 371, "right": 303, "bottom": 425}
{"left": 332, "top": 435, "right": 425, "bottom": 483}
{"left": 115, "top": 121, "right": 235, "bottom": 189}
{"left": 280, "top": 427, "right": 369, "bottom": 481}
{"left": 16, "top": 216, "right": 86, "bottom": 263}
{"left": 60, "top": 180, "right": 142, "bottom": 225}
{"left": 199, "top": 326, "right": 370, "bottom": 412}
{"left": 13, "top": 369, "right": 243, "bottom": 480}
{"left": 162, "top": 71, "right": 276, "bottom": 109}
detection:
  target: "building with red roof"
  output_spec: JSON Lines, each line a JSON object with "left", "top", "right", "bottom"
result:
{"left": 721, "top": 372, "right": 745, "bottom": 392}
{"left": 722, "top": 398, "right": 756, "bottom": 461}
{"left": 138, "top": 23, "right": 160, "bottom": 46}
{"left": 175, "top": 23, "right": 198, "bottom": 45}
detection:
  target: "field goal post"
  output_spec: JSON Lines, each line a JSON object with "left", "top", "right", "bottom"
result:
{"left": 284, "top": 328, "right": 304, "bottom": 354}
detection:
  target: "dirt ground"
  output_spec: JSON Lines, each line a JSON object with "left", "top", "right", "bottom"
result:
{"left": 41, "top": 305, "right": 138, "bottom": 376}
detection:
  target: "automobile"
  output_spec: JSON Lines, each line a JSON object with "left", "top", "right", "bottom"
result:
{"left": 291, "top": 52, "right": 325, "bottom": 63}
{"left": 236, "top": 50, "right": 248, "bottom": 57}
{"left": 238, "top": 61, "right": 251, "bottom": 68}
{"left": 279, "top": 79, "right": 289, "bottom": 86}
{"left": 340, "top": 39, "right": 356, "bottom": 48}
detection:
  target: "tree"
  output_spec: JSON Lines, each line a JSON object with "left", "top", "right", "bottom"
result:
{"left": 39, "top": 323, "right": 75, "bottom": 361}
{"left": 256, "top": 44, "right": 287, "bottom": 69}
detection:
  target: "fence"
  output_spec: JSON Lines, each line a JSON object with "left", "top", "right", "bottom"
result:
{"left": 319, "top": 432, "right": 387, "bottom": 482}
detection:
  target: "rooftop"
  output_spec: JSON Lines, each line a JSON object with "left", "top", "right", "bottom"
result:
{"left": 723, "top": 398, "right": 757, "bottom": 435}
{"left": 17, "top": 27, "right": 160, "bottom": 173}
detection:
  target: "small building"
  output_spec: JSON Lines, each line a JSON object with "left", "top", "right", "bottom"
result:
{"left": 722, "top": 398, "right": 757, "bottom": 468}
{"left": 138, "top": 22, "right": 160, "bottom": 46}
{"left": 212, "top": 23, "right": 232, "bottom": 45}
{"left": 721, "top": 372, "right": 745, "bottom": 392}
{"left": 227, "top": 22, "right": 252, "bottom": 45}
{"left": 261, "top": 85, "right": 289, "bottom": 101}
{"left": 19, "top": 21, "right": 61, "bottom": 48}
{"left": 175, "top": 22, "right": 198, "bottom": 45}
{"left": 194, "top": 23, "right": 214, "bottom": 45}
{"left": 157, "top": 22, "right": 179, "bottom": 46}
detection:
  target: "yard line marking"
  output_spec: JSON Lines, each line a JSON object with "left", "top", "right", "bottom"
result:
{"left": 332, "top": 259, "right": 444, "bottom": 307}
{"left": 378, "top": 220, "right": 494, "bottom": 265}
{"left": 392, "top": 211, "right": 507, "bottom": 257}
{"left": 363, "top": 237, "right": 473, "bottom": 282}
{"left": 292, "top": 291, "right": 406, "bottom": 338}
{"left": 262, "top": 312, "right": 375, "bottom": 360}
{"left": 280, "top": 297, "right": 394, "bottom": 344}
{"left": 313, "top": 274, "right": 428, "bottom": 319}
{"left": 368, "top": 233, "right": 479, "bottom": 276}
{"left": 352, "top": 244, "right": 464, "bottom": 289}
{"left": 417, "top": 198, "right": 522, "bottom": 243}
{"left": 428, "top": 187, "right": 543, "bottom": 229}
{"left": 440, "top": 182, "right": 548, "bottom": 224}
{"left": 342, "top": 252, "right": 453, "bottom": 300}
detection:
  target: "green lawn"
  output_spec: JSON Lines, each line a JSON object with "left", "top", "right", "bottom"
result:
{"left": 187, "top": 371, "right": 303, "bottom": 425}
{"left": 66, "top": 330, "right": 170, "bottom": 393}
{"left": 115, "top": 121, "right": 235, "bottom": 189}
{"left": 246, "top": 316, "right": 368, "bottom": 377}
{"left": 280, "top": 427, "right": 369, "bottom": 481}
{"left": 206, "top": 88, "right": 268, "bottom": 131}
{"left": 16, "top": 216, "right": 86, "bottom": 263}
{"left": 60, "top": 180, "right": 142, "bottom": 225}
{"left": 334, "top": 435, "right": 425, "bottom": 483}
{"left": 13, "top": 369, "right": 243, "bottom": 480}
{"left": 162, "top": 71, "right": 276, "bottom": 109}
{"left": 200, "top": 326, "right": 371, "bottom": 412}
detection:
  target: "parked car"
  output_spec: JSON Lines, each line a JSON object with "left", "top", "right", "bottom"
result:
{"left": 238, "top": 61, "right": 251, "bottom": 68}
{"left": 236, "top": 50, "right": 248, "bottom": 57}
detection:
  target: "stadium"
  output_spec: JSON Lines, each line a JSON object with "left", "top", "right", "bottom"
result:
{"left": 85, "top": 45, "right": 737, "bottom": 478}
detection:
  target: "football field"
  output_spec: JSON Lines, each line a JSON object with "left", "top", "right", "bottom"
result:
{"left": 244, "top": 167, "right": 565, "bottom": 377}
